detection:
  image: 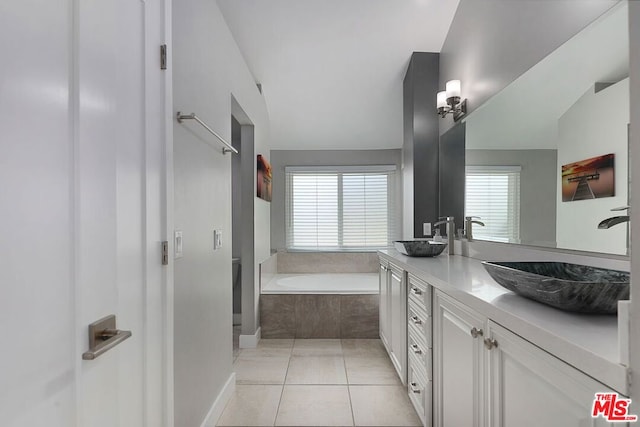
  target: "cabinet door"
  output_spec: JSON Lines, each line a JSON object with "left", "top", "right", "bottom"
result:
{"left": 433, "top": 291, "right": 486, "bottom": 427}
{"left": 487, "top": 321, "right": 616, "bottom": 427}
{"left": 379, "top": 262, "right": 391, "bottom": 352}
{"left": 389, "top": 265, "right": 407, "bottom": 383}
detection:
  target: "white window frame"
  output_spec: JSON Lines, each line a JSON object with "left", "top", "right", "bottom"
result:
{"left": 285, "top": 165, "right": 397, "bottom": 252}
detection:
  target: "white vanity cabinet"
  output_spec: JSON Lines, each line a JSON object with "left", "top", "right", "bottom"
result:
{"left": 433, "top": 290, "right": 486, "bottom": 427}
{"left": 379, "top": 261, "right": 407, "bottom": 384}
{"left": 388, "top": 263, "right": 407, "bottom": 383}
{"left": 407, "top": 274, "right": 433, "bottom": 426}
{"left": 486, "top": 321, "right": 616, "bottom": 427}
{"left": 434, "top": 289, "right": 619, "bottom": 427}
{"left": 379, "top": 260, "right": 391, "bottom": 352}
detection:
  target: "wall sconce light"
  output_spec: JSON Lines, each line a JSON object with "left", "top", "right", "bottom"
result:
{"left": 437, "top": 79, "right": 467, "bottom": 122}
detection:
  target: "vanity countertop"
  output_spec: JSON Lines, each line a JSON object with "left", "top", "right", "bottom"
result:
{"left": 378, "top": 249, "right": 628, "bottom": 394}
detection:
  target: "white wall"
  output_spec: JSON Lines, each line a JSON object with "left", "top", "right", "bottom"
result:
{"left": 172, "top": 1, "right": 270, "bottom": 426}
{"left": 556, "top": 79, "right": 629, "bottom": 255}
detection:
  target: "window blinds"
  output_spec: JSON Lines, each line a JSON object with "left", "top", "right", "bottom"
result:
{"left": 285, "top": 166, "right": 396, "bottom": 251}
{"left": 465, "top": 166, "right": 521, "bottom": 243}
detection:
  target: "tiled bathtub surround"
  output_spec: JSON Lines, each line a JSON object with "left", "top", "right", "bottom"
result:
{"left": 261, "top": 294, "right": 379, "bottom": 339}
{"left": 276, "top": 252, "right": 379, "bottom": 274}
{"left": 260, "top": 252, "right": 278, "bottom": 291}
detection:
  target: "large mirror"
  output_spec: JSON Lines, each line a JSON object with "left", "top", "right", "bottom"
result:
{"left": 462, "top": 2, "right": 629, "bottom": 256}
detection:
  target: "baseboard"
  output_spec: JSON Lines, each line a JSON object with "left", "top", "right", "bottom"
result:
{"left": 201, "top": 372, "right": 236, "bottom": 427}
{"left": 239, "top": 327, "right": 261, "bottom": 348}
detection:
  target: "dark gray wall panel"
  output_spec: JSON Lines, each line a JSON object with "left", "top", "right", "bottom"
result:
{"left": 404, "top": 52, "right": 441, "bottom": 238}
{"left": 439, "top": 123, "right": 466, "bottom": 232}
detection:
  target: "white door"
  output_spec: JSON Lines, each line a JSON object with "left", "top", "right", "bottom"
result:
{"left": 487, "top": 321, "right": 615, "bottom": 427}
{"left": 433, "top": 291, "right": 486, "bottom": 427}
{"left": 0, "top": 0, "right": 169, "bottom": 426}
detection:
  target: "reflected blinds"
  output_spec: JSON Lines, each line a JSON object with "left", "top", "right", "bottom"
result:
{"left": 465, "top": 166, "right": 521, "bottom": 243}
{"left": 285, "top": 166, "right": 396, "bottom": 251}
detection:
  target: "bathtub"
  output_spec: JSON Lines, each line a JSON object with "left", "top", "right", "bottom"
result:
{"left": 261, "top": 273, "right": 379, "bottom": 295}
{"left": 260, "top": 273, "right": 380, "bottom": 338}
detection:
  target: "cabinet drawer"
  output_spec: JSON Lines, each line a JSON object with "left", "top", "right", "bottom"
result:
{"left": 408, "top": 360, "right": 431, "bottom": 426}
{"left": 408, "top": 330, "right": 432, "bottom": 380}
{"left": 408, "top": 300, "right": 432, "bottom": 348}
{"left": 408, "top": 274, "right": 431, "bottom": 314}
{"left": 389, "top": 262, "right": 404, "bottom": 277}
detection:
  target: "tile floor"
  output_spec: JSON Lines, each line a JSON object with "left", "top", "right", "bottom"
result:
{"left": 217, "top": 338, "right": 422, "bottom": 427}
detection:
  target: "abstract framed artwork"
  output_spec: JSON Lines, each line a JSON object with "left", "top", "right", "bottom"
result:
{"left": 561, "top": 153, "right": 614, "bottom": 202}
{"left": 257, "top": 154, "right": 272, "bottom": 202}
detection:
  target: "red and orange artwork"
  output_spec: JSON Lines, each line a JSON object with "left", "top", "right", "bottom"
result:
{"left": 257, "top": 154, "right": 272, "bottom": 202}
{"left": 561, "top": 153, "right": 615, "bottom": 202}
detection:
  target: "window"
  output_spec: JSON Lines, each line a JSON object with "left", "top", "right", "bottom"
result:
{"left": 285, "top": 166, "right": 397, "bottom": 251}
{"left": 465, "top": 166, "right": 521, "bottom": 243}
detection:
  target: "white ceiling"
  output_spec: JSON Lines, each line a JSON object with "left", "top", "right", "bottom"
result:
{"left": 216, "top": 0, "right": 460, "bottom": 150}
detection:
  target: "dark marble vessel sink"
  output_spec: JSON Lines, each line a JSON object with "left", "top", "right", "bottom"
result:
{"left": 394, "top": 240, "right": 447, "bottom": 257}
{"left": 481, "top": 261, "right": 629, "bottom": 314}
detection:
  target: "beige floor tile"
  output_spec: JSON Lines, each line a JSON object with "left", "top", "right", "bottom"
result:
{"left": 275, "top": 385, "right": 354, "bottom": 426}
{"left": 349, "top": 385, "right": 422, "bottom": 426}
{"left": 285, "top": 356, "right": 347, "bottom": 384}
{"left": 237, "top": 339, "right": 294, "bottom": 359}
{"left": 341, "top": 339, "right": 388, "bottom": 358}
{"left": 216, "top": 385, "right": 282, "bottom": 426}
{"left": 234, "top": 355, "right": 291, "bottom": 384}
{"left": 238, "top": 347, "right": 292, "bottom": 359}
{"left": 344, "top": 356, "right": 401, "bottom": 385}
{"left": 292, "top": 339, "right": 343, "bottom": 356}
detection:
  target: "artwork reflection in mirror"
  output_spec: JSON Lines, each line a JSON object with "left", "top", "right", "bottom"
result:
{"left": 463, "top": 3, "right": 628, "bottom": 256}
{"left": 562, "top": 153, "right": 615, "bottom": 202}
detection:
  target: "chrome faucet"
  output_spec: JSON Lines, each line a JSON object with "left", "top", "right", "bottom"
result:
{"left": 434, "top": 216, "right": 455, "bottom": 255}
{"left": 598, "top": 206, "right": 630, "bottom": 253}
{"left": 598, "top": 206, "right": 630, "bottom": 229}
{"left": 464, "top": 216, "right": 485, "bottom": 241}
{"left": 598, "top": 216, "right": 630, "bottom": 229}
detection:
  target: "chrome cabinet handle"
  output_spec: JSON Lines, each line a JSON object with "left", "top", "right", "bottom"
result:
{"left": 484, "top": 338, "right": 498, "bottom": 350}
{"left": 470, "top": 327, "right": 483, "bottom": 338}
{"left": 410, "top": 382, "right": 421, "bottom": 394}
{"left": 410, "top": 287, "right": 423, "bottom": 296}
{"left": 410, "top": 316, "right": 423, "bottom": 325}
{"left": 411, "top": 344, "right": 423, "bottom": 354}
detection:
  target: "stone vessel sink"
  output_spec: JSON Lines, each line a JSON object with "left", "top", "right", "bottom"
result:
{"left": 394, "top": 240, "right": 447, "bottom": 257}
{"left": 481, "top": 261, "right": 629, "bottom": 314}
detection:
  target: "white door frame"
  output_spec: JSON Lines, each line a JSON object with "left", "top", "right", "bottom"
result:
{"left": 161, "top": 0, "right": 175, "bottom": 423}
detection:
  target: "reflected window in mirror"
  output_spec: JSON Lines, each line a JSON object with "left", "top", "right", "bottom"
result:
{"left": 465, "top": 166, "right": 521, "bottom": 243}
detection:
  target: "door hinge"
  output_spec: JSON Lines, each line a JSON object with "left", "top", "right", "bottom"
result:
{"left": 160, "top": 44, "right": 167, "bottom": 70}
{"left": 161, "top": 241, "right": 169, "bottom": 265}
